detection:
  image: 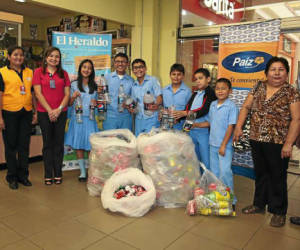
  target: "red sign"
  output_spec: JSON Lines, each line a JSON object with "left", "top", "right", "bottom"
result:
{"left": 182, "top": 0, "right": 243, "bottom": 24}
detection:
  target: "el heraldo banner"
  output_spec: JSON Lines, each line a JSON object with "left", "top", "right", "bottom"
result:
{"left": 218, "top": 19, "right": 281, "bottom": 89}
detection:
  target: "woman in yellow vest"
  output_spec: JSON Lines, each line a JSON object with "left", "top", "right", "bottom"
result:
{"left": 0, "top": 46, "right": 37, "bottom": 190}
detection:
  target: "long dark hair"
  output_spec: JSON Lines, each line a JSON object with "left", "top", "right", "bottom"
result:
{"left": 77, "top": 59, "right": 96, "bottom": 94}
{"left": 6, "top": 46, "right": 25, "bottom": 68}
{"left": 42, "top": 46, "right": 65, "bottom": 79}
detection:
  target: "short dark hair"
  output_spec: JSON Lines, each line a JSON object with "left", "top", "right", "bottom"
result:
{"left": 131, "top": 58, "right": 146, "bottom": 68}
{"left": 265, "top": 56, "right": 289, "bottom": 75}
{"left": 6, "top": 46, "right": 25, "bottom": 67}
{"left": 216, "top": 78, "right": 232, "bottom": 89}
{"left": 170, "top": 63, "right": 185, "bottom": 75}
{"left": 114, "top": 53, "right": 129, "bottom": 62}
{"left": 194, "top": 68, "right": 210, "bottom": 78}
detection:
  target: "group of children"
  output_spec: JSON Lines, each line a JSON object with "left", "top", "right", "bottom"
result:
{"left": 65, "top": 52, "right": 238, "bottom": 202}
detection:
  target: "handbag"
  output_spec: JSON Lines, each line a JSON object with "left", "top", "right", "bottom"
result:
{"left": 233, "top": 81, "right": 262, "bottom": 152}
{"left": 233, "top": 113, "right": 251, "bottom": 152}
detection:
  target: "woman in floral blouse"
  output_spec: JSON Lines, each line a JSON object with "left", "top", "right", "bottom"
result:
{"left": 233, "top": 57, "right": 300, "bottom": 227}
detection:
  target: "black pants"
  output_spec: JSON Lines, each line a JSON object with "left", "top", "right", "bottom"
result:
{"left": 38, "top": 111, "right": 67, "bottom": 179}
{"left": 2, "top": 108, "right": 32, "bottom": 183}
{"left": 250, "top": 140, "right": 289, "bottom": 215}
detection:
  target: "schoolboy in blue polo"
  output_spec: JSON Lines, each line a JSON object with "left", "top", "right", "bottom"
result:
{"left": 162, "top": 64, "right": 191, "bottom": 130}
{"left": 175, "top": 68, "right": 216, "bottom": 169}
{"left": 103, "top": 53, "right": 134, "bottom": 130}
{"left": 195, "top": 78, "right": 238, "bottom": 199}
{"left": 130, "top": 58, "right": 162, "bottom": 136}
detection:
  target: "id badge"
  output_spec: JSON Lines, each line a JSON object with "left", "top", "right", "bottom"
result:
{"left": 50, "top": 79, "right": 56, "bottom": 89}
{"left": 20, "top": 86, "right": 26, "bottom": 95}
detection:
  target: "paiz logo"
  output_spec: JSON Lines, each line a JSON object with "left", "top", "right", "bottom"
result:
{"left": 201, "top": 0, "right": 235, "bottom": 20}
{"left": 222, "top": 51, "right": 272, "bottom": 73}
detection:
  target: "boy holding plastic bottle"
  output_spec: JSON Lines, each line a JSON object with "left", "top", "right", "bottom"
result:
{"left": 195, "top": 78, "right": 238, "bottom": 203}
{"left": 103, "top": 53, "right": 134, "bottom": 130}
{"left": 161, "top": 64, "right": 191, "bottom": 130}
{"left": 174, "top": 68, "right": 216, "bottom": 169}
{"left": 129, "top": 58, "right": 162, "bottom": 136}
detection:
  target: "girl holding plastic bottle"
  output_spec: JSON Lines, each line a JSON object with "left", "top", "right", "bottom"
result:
{"left": 65, "top": 59, "right": 98, "bottom": 182}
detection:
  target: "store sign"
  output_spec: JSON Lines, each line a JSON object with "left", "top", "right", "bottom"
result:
{"left": 201, "top": 0, "right": 235, "bottom": 20}
{"left": 55, "top": 35, "right": 109, "bottom": 47}
{"left": 222, "top": 51, "right": 272, "bottom": 73}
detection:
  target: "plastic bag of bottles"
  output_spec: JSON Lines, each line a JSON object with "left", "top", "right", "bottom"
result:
{"left": 87, "top": 129, "right": 140, "bottom": 197}
{"left": 137, "top": 129, "right": 200, "bottom": 208}
{"left": 186, "top": 163, "right": 236, "bottom": 216}
{"left": 101, "top": 168, "right": 156, "bottom": 217}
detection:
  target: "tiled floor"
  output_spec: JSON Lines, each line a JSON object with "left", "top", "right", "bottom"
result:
{"left": 0, "top": 162, "right": 300, "bottom": 250}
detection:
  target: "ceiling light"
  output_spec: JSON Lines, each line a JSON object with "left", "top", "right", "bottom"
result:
{"left": 182, "top": 10, "right": 187, "bottom": 16}
{"left": 8, "top": 27, "right": 14, "bottom": 31}
{"left": 208, "top": 21, "right": 214, "bottom": 26}
{"left": 15, "top": 0, "right": 26, "bottom": 2}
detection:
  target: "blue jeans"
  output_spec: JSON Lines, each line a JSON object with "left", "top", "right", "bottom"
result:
{"left": 210, "top": 145, "right": 236, "bottom": 203}
{"left": 103, "top": 115, "right": 132, "bottom": 131}
{"left": 190, "top": 129, "right": 210, "bottom": 169}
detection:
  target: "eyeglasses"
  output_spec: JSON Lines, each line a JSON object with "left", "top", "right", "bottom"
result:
{"left": 132, "top": 65, "right": 145, "bottom": 70}
{"left": 114, "top": 60, "right": 127, "bottom": 64}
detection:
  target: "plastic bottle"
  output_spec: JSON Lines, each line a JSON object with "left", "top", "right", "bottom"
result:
{"left": 100, "top": 74, "right": 110, "bottom": 103}
{"left": 97, "top": 95, "right": 107, "bottom": 120}
{"left": 118, "top": 84, "right": 125, "bottom": 113}
{"left": 183, "top": 111, "right": 196, "bottom": 132}
{"left": 168, "top": 105, "right": 175, "bottom": 129}
{"left": 160, "top": 108, "right": 169, "bottom": 130}
{"left": 212, "top": 208, "right": 235, "bottom": 216}
{"left": 143, "top": 91, "right": 155, "bottom": 116}
{"left": 89, "top": 103, "right": 95, "bottom": 120}
{"left": 75, "top": 96, "right": 83, "bottom": 123}
{"left": 125, "top": 96, "right": 137, "bottom": 113}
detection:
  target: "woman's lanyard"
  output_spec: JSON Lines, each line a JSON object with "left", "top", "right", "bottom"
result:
{"left": 49, "top": 73, "right": 56, "bottom": 89}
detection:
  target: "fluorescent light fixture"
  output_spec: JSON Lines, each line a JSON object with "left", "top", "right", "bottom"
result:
{"left": 182, "top": 10, "right": 187, "bottom": 16}
{"left": 208, "top": 21, "right": 214, "bottom": 26}
{"left": 15, "top": 0, "right": 26, "bottom": 2}
{"left": 8, "top": 27, "right": 14, "bottom": 30}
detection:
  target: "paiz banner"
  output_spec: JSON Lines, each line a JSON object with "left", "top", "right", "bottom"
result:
{"left": 218, "top": 19, "right": 280, "bottom": 89}
{"left": 52, "top": 32, "right": 112, "bottom": 171}
{"left": 218, "top": 20, "right": 281, "bottom": 179}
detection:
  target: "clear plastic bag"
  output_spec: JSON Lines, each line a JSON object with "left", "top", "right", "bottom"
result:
{"left": 101, "top": 168, "right": 156, "bottom": 217}
{"left": 137, "top": 129, "right": 201, "bottom": 208}
{"left": 87, "top": 129, "right": 140, "bottom": 196}
{"left": 187, "top": 163, "right": 236, "bottom": 216}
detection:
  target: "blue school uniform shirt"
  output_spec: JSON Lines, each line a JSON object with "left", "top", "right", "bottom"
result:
{"left": 104, "top": 71, "right": 134, "bottom": 118}
{"left": 70, "top": 81, "right": 97, "bottom": 117}
{"left": 162, "top": 82, "right": 191, "bottom": 110}
{"left": 207, "top": 98, "right": 238, "bottom": 147}
{"left": 131, "top": 75, "right": 162, "bottom": 119}
{"left": 190, "top": 90, "right": 209, "bottom": 133}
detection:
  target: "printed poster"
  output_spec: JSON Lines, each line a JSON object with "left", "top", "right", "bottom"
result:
{"left": 218, "top": 20, "right": 281, "bottom": 178}
{"left": 52, "top": 32, "right": 112, "bottom": 171}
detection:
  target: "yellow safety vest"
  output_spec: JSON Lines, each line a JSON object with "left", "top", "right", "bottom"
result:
{"left": 0, "top": 66, "right": 33, "bottom": 111}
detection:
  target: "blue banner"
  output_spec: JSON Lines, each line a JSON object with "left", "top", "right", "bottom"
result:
{"left": 52, "top": 32, "right": 112, "bottom": 80}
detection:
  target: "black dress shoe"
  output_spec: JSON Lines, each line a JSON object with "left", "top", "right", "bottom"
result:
{"left": 18, "top": 179, "right": 32, "bottom": 186}
{"left": 9, "top": 181, "right": 18, "bottom": 190}
{"left": 290, "top": 216, "right": 300, "bottom": 225}
{"left": 78, "top": 176, "right": 87, "bottom": 182}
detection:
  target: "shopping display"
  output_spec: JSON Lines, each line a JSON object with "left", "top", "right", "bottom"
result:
{"left": 87, "top": 129, "right": 140, "bottom": 196}
{"left": 186, "top": 163, "right": 236, "bottom": 216}
{"left": 137, "top": 129, "right": 201, "bottom": 208}
{"left": 101, "top": 168, "right": 156, "bottom": 217}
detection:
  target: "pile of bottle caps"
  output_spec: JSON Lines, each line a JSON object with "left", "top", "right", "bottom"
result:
{"left": 113, "top": 184, "right": 146, "bottom": 199}
{"left": 187, "top": 183, "right": 236, "bottom": 216}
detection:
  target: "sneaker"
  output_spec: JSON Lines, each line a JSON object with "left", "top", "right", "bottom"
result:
{"left": 270, "top": 214, "right": 286, "bottom": 227}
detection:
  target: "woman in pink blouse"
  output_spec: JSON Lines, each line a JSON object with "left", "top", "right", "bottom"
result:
{"left": 33, "top": 47, "right": 70, "bottom": 185}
